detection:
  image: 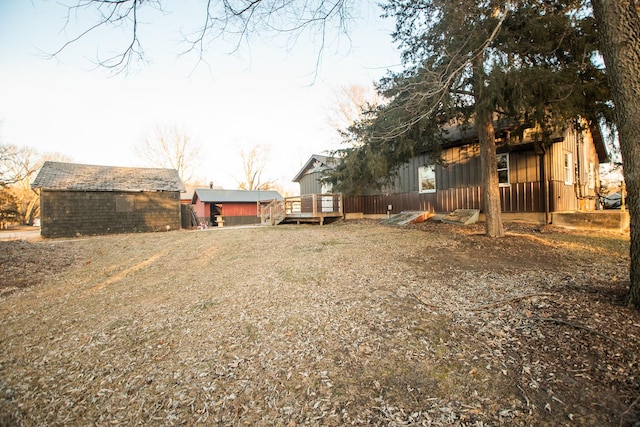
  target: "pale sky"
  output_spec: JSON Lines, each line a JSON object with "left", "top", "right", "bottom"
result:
{"left": 0, "top": 1, "right": 400, "bottom": 194}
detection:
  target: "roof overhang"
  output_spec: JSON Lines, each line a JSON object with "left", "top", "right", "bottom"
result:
{"left": 292, "top": 154, "right": 336, "bottom": 183}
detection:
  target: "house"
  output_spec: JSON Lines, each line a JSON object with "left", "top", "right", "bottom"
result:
{"left": 292, "top": 154, "right": 337, "bottom": 195}
{"left": 298, "top": 122, "right": 608, "bottom": 224}
{"left": 31, "top": 161, "right": 185, "bottom": 238}
{"left": 191, "top": 189, "right": 283, "bottom": 227}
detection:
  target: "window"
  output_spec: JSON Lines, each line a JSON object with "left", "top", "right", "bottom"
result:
{"left": 418, "top": 165, "right": 436, "bottom": 193}
{"left": 497, "top": 153, "right": 510, "bottom": 187}
{"left": 564, "top": 152, "right": 573, "bottom": 185}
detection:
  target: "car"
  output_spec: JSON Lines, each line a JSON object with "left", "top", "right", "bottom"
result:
{"left": 601, "top": 192, "right": 623, "bottom": 209}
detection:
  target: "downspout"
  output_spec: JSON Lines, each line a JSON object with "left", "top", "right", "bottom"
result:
{"left": 542, "top": 150, "right": 551, "bottom": 224}
{"left": 537, "top": 142, "right": 551, "bottom": 225}
{"left": 574, "top": 128, "right": 584, "bottom": 210}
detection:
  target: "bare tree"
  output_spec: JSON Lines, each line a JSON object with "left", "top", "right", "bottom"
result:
{"left": 20, "top": 152, "right": 75, "bottom": 225}
{"left": 0, "top": 144, "right": 40, "bottom": 187}
{"left": 0, "top": 144, "right": 73, "bottom": 224}
{"left": 235, "top": 145, "right": 277, "bottom": 191}
{"left": 137, "top": 125, "right": 201, "bottom": 184}
{"left": 328, "top": 83, "right": 382, "bottom": 143}
{"left": 52, "top": 0, "right": 352, "bottom": 74}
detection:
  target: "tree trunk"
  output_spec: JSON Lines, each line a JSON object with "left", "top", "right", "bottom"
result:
{"left": 591, "top": 0, "right": 640, "bottom": 308}
{"left": 478, "top": 112, "right": 505, "bottom": 237}
{"left": 473, "top": 56, "right": 505, "bottom": 238}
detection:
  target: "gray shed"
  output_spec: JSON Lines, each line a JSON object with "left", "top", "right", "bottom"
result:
{"left": 31, "top": 161, "right": 185, "bottom": 238}
{"left": 292, "top": 155, "right": 337, "bottom": 195}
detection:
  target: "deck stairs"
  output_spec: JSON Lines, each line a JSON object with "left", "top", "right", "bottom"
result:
{"left": 261, "top": 199, "right": 286, "bottom": 225}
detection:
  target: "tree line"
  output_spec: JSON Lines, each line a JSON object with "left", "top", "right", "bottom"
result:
{"left": 0, "top": 145, "right": 70, "bottom": 227}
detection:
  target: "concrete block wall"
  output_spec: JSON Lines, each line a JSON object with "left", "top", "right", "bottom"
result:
{"left": 552, "top": 210, "right": 630, "bottom": 233}
{"left": 40, "top": 190, "right": 182, "bottom": 238}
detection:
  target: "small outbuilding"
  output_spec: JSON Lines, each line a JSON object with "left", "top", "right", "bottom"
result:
{"left": 192, "top": 189, "right": 283, "bottom": 227}
{"left": 292, "top": 154, "right": 337, "bottom": 195}
{"left": 31, "top": 161, "right": 185, "bottom": 238}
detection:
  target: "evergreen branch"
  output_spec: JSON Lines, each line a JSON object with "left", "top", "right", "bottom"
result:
{"left": 374, "top": 1, "right": 512, "bottom": 141}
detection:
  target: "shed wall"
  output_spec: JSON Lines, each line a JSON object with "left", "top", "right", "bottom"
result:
{"left": 194, "top": 202, "right": 262, "bottom": 226}
{"left": 192, "top": 196, "right": 211, "bottom": 219}
{"left": 223, "top": 216, "right": 261, "bottom": 226}
{"left": 40, "top": 190, "right": 181, "bottom": 238}
{"left": 221, "top": 202, "right": 257, "bottom": 217}
{"left": 298, "top": 171, "right": 326, "bottom": 195}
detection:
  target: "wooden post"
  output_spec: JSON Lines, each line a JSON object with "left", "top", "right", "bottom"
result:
{"left": 312, "top": 194, "right": 318, "bottom": 216}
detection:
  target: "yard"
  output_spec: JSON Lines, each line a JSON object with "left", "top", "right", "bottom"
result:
{"left": 0, "top": 220, "right": 638, "bottom": 426}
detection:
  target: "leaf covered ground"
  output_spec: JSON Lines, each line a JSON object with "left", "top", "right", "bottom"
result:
{"left": 0, "top": 220, "right": 638, "bottom": 426}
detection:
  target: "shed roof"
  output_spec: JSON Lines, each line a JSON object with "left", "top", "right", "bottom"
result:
{"left": 292, "top": 154, "right": 337, "bottom": 183}
{"left": 31, "top": 161, "right": 185, "bottom": 192}
{"left": 192, "top": 189, "right": 283, "bottom": 204}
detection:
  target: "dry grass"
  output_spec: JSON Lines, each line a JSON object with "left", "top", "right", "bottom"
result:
{"left": 0, "top": 220, "right": 638, "bottom": 426}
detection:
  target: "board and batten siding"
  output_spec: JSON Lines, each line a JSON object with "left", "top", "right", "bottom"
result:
{"left": 342, "top": 125, "right": 602, "bottom": 216}
{"left": 381, "top": 144, "right": 544, "bottom": 213}
{"left": 216, "top": 203, "right": 261, "bottom": 226}
{"left": 220, "top": 203, "right": 257, "bottom": 217}
{"left": 392, "top": 145, "right": 540, "bottom": 188}
{"left": 546, "top": 127, "right": 600, "bottom": 212}
{"left": 298, "top": 171, "right": 325, "bottom": 195}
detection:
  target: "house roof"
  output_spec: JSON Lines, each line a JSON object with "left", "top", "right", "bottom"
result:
{"left": 192, "top": 188, "right": 283, "bottom": 204}
{"left": 31, "top": 161, "right": 185, "bottom": 192}
{"left": 427, "top": 118, "right": 609, "bottom": 163}
{"left": 292, "top": 154, "right": 337, "bottom": 183}
{"left": 590, "top": 124, "right": 609, "bottom": 164}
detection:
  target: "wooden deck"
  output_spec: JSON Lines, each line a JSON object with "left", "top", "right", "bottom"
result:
{"left": 260, "top": 194, "right": 343, "bottom": 225}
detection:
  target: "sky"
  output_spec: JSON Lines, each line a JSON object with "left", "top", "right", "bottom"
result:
{"left": 0, "top": 1, "right": 401, "bottom": 194}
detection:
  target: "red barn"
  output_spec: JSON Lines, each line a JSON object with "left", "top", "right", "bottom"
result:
{"left": 192, "top": 189, "right": 283, "bottom": 227}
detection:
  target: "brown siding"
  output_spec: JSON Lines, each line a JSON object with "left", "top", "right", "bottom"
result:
{"left": 549, "top": 180, "right": 578, "bottom": 212}
{"left": 546, "top": 127, "right": 600, "bottom": 211}
{"left": 40, "top": 190, "right": 181, "bottom": 238}
{"left": 508, "top": 150, "right": 540, "bottom": 183}
{"left": 436, "top": 187, "right": 482, "bottom": 212}
{"left": 344, "top": 193, "right": 437, "bottom": 215}
{"left": 344, "top": 184, "right": 543, "bottom": 215}
{"left": 388, "top": 147, "right": 482, "bottom": 193}
{"left": 500, "top": 182, "right": 544, "bottom": 212}
{"left": 222, "top": 216, "right": 261, "bottom": 226}
{"left": 344, "top": 126, "right": 603, "bottom": 215}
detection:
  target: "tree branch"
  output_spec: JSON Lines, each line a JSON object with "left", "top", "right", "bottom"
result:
{"left": 51, "top": 0, "right": 352, "bottom": 75}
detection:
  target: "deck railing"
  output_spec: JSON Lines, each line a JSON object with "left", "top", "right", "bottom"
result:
{"left": 260, "top": 194, "right": 343, "bottom": 225}
{"left": 259, "top": 198, "right": 286, "bottom": 225}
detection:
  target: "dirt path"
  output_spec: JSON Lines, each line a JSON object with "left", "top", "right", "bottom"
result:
{"left": 0, "top": 221, "right": 637, "bottom": 426}
{"left": 0, "top": 226, "right": 41, "bottom": 242}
